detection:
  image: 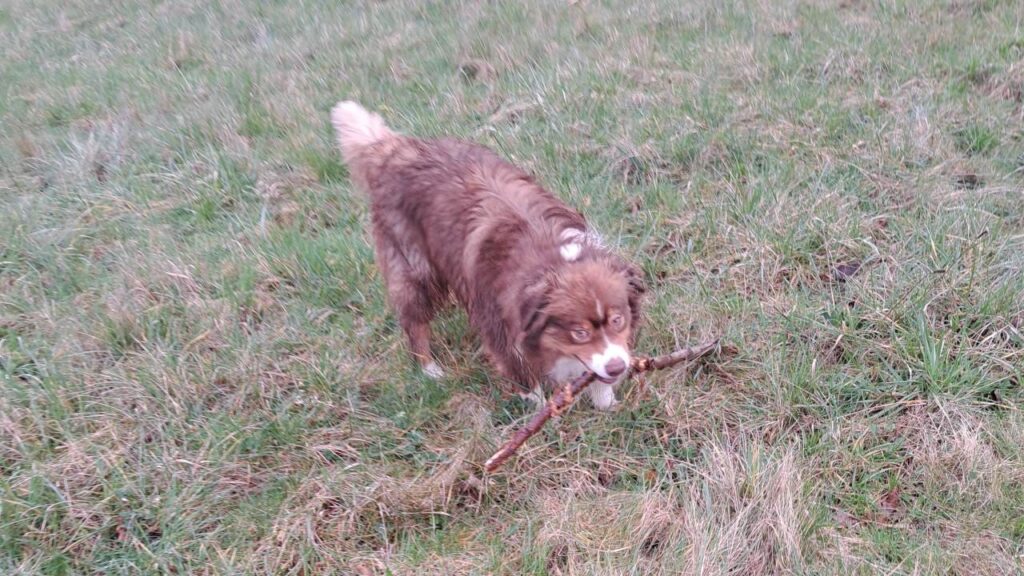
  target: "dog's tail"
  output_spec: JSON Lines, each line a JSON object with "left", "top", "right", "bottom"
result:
{"left": 330, "top": 101, "right": 395, "bottom": 164}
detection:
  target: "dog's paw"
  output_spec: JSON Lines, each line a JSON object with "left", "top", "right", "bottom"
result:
{"left": 518, "top": 385, "right": 545, "bottom": 409}
{"left": 422, "top": 361, "right": 445, "bottom": 379}
{"left": 587, "top": 382, "right": 619, "bottom": 411}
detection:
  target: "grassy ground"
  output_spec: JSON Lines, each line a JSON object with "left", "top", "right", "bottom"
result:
{"left": 2, "top": 0, "right": 1024, "bottom": 574}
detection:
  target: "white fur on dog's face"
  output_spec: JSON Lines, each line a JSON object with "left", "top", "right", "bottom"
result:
{"left": 546, "top": 345, "right": 628, "bottom": 411}
{"left": 546, "top": 338, "right": 630, "bottom": 385}
{"left": 587, "top": 335, "right": 630, "bottom": 381}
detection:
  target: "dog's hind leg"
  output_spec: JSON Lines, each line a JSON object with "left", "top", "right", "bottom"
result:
{"left": 374, "top": 230, "right": 444, "bottom": 378}
{"left": 404, "top": 317, "right": 441, "bottom": 377}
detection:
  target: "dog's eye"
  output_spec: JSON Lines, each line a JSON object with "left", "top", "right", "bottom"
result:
{"left": 570, "top": 328, "right": 591, "bottom": 343}
{"left": 609, "top": 314, "right": 625, "bottom": 331}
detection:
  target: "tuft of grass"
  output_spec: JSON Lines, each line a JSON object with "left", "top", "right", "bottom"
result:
{"left": 2, "top": 0, "right": 1024, "bottom": 574}
{"left": 954, "top": 124, "right": 1000, "bottom": 156}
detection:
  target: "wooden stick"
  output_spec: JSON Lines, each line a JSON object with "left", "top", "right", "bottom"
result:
{"left": 484, "top": 338, "right": 720, "bottom": 473}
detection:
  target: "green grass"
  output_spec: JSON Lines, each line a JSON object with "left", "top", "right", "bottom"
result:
{"left": 2, "top": 0, "right": 1024, "bottom": 574}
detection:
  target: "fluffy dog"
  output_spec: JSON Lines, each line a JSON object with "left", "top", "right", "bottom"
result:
{"left": 331, "top": 101, "right": 643, "bottom": 409}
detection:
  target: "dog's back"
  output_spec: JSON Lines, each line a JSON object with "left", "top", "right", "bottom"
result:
{"left": 332, "top": 102, "right": 584, "bottom": 308}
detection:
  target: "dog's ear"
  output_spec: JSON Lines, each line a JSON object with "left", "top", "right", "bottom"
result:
{"left": 517, "top": 274, "right": 553, "bottom": 349}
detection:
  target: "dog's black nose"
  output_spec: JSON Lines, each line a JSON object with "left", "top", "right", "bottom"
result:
{"left": 605, "top": 358, "right": 626, "bottom": 378}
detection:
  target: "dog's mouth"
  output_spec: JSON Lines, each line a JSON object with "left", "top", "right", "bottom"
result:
{"left": 570, "top": 354, "right": 625, "bottom": 385}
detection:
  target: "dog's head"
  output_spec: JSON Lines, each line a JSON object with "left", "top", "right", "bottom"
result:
{"left": 520, "top": 258, "right": 644, "bottom": 385}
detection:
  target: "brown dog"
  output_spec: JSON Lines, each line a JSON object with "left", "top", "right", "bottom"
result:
{"left": 331, "top": 101, "right": 643, "bottom": 409}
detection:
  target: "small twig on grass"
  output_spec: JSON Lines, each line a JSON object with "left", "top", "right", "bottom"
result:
{"left": 484, "top": 338, "right": 720, "bottom": 473}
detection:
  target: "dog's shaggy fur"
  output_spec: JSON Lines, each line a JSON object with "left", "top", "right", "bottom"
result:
{"left": 332, "top": 101, "right": 643, "bottom": 409}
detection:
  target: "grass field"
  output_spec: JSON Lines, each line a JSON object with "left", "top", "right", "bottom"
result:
{"left": 2, "top": 0, "right": 1024, "bottom": 573}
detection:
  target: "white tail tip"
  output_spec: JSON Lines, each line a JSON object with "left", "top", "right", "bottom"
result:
{"left": 330, "top": 101, "right": 394, "bottom": 162}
